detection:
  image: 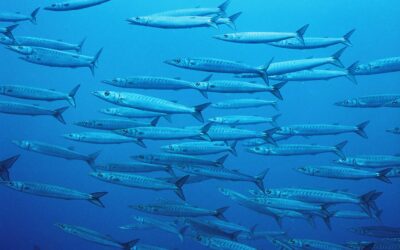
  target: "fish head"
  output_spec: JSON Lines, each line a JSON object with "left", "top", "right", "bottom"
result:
{"left": 130, "top": 204, "right": 152, "bottom": 212}
{"left": 73, "top": 120, "right": 94, "bottom": 128}
{"left": 334, "top": 98, "right": 358, "bottom": 107}
{"left": 7, "top": 45, "right": 34, "bottom": 55}
{"left": 102, "top": 78, "right": 126, "bottom": 86}
{"left": 127, "top": 16, "right": 150, "bottom": 25}
{"left": 386, "top": 127, "right": 400, "bottom": 133}
{"left": 54, "top": 223, "right": 70, "bottom": 232}
{"left": 0, "top": 35, "right": 14, "bottom": 45}
{"left": 164, "top": 58, "right": 192, "bottom": 68}
{"left": 193, "top": 234, "right": 210, "bottom": 246}
{"left": 92, "top": 90, "right": 118, "bottom": 101}
{"left": 191, "top": 80, "right": 209, "bottom": 91}
{"left": 12, "top": 140, "right": 31, "bottom": 149}
{"left": 208, "top": 117, "right": 221, "bottom": 123}
{"left": 247, "top": 146, "right": 269, "bottom": 154}
{"left": 132, "top": 154, "right": 152, "bottom": 163}
{"left": 263, "top": 188, "right": 280, "bottom": 197}
{"left": 286, "top": 238, "right": 303, "bottom": 248}
{"left": 213, "top": 33, "right": 238, "bottom": 41}
{"left": 99, "top": 107, "right": 116, "bottom": 115}
{"left": 89, "top": 171, "right": 111, "bottom": 181}
{"left": 62, "top": 133, "right": 80, "bottom": 140}
{"left": 294, "top": 166, "right": 313, "bottom": 175}
{"left": 132, "top": 216, "right": 145, "bottom": 223}
{"left": 1, "top": 181, "right": 20, "bottom": 190}
{"left": 114, "top": 128, "right": 132, "bottom": 137}
{"left": 386, "top": 98, "right": 400, "bottom": 107}
{"left": 160, "top": 144, "right": 176, "bottom": 153}
{"left": 334, "top": 157, "right": 353, "bottom": 165}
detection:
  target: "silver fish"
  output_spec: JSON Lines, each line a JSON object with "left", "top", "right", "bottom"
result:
{"left": 209, "top": 114, "right": 281, "bottom": 127}
{"left": 0, "top": 8, "right": 40, "bottom": 24}
{"left": 335, "top": 94, "right": 400, "bottom": 108}
{"left": 211, "top": 98, "right": 278, "bottom": 110}
{"left": 132, "top": 153, "right": 229, "bottom": 168}
{"left": 45, "top": 0, "right": 111, "bottom": 11}
{"left": 63, "top": 131, "right": 144, "bottom": 147}
{"left": 0, "top": 35, "right": 85, "bottom": 52}
{"left": 94, "top": 162, "right": 174, "bottom": 176}
{"left": 74, "top": 117, "right": 159, "bottom": 130}
{"left": 161, "top": 141, "right": 237, "bottom": 156}
{"left": 151, "top": 0, "right": 231, "bottom": 17}
{"left": 0, "top": 154, "right": 20, "bottom": 181}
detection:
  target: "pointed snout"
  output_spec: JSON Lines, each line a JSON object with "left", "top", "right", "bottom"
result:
{"left": 101, "top": 79, "right": 112, "bottom": 85}
{"left": 334, "top": 101, "right": 343, "bottom": 106}
{"left": 11, "top": 140, "right": 22, "bottom": 147}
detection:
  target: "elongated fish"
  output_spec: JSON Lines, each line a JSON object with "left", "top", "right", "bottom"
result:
{"left": 95, "top": 162, "right": 174, "bottom": 176}
{"left": 74, "top": 117, "right": 159, "bottom": 130}
{"left": 127, "top": 13, "right": 241, "bottom": 30}
{"left": 161, "top": 175, "right": 211, "bottom": 185}
{"left": 151, "top": 0, "right": 231, "bottom": 17}
{"left": 350, "top": 57, "right": 400, "bottom": 75}
{"left": 350, "top": 226, "right": 400, "bottom": 238}
{"left": 12, "top": 140, "right": 100, "bottom": 166}
{"left": 130, "top": 201, "right": 229, "bottom": 220}
{"left": 248, "top": 141, "right": 348, "bottom": 159}
{"left": 120, "top": 216, "right": 185, "bottom": 241}
{"left": 335, "top": 154, "right": 400, "bottom": 168}
{"left": 214, "top": 24, "right": 309, "bottom": 44}
{"left": 165, "top": 57, "right": 271, "bottom": 84}
{"left": 251, "top": 196, "right": 328, "bottom": 215}
{"left": 295, "top": 165, "right": 392, "bottom": 183}
{"left": 90, "top": 171, "right": 189, "bottom": 200}
{"left": 132, "top": 153, "right": 229, "bottom": 168}
{"left": 287, "top": 238, "right": 373, "bottom": 250}
{"left": 209, "top": 114, "right": 281, "bottom": 127}
{"left": 55, "top": 224, "right": 139, "bottom": 250}
{"left": 335, "top": 94, "right": 400, "bottom": 108}
{"left": 266, "top": 48, "right": 346, "bottom": 76}
{"left": 0, "top": 24, "right": 18, "bottom": 39}
{"left": 0, "top": 101, "right": 68, "bottom": 124}
{"left": 0, "top": 154, "right": 20, "bottom": 181}
{"left": 386, "top": 127, "right": 400, "bottom": 135}
{"left": 134, "top": 244, "right": 169, "bottom": 250}
{"left": 0, "top": 8, "right": 40, "bottom": 24}
{"left": 331, "top": 210, "right": 379, "bottom": 220}
{"left": 114, "top": 125, "right": 211, "bottom": 147}
{"left": 63, "top": 132, "right": 144, "bottom": 147}
{"left": 191, "top": 75, "right": 286, "bottom": 99}
{"left": 0, "top": 35, "right": 85, "bottom": 52}
{"left": 100, "top": 107, "right": 170, "bottom": 121}
{"left": 269, "top": 64, "right": 357, "bottom": 84}
{"left": 269, "top": 29, "right": 355, "bottom": 49}
{"left": 184, "top": 218, "right": 241, "bottom": 241}
{"left": 93, "top": 91, "right": 210, "bottom": 122}
{"left": 102, "top": 76, "right": 195, "bottom": 91}
{"left": 276, "top": 121, "right": 369, "bottom": 139}
{"left": 2, "top": 181, "right": 107, "bottom": 207}
{"left": 194, "top": 234, "right": 256, "bottom": 250}
{"left": 176, "top": 165, "right": 268, "bottom": 191}
{"left": 161, "top": 141, "right": 237, "bottom": 156}
{"left": 8, "top": 45, "right": 102, "bottom": 75}
{"left": 45, "top": 0, "right": 110, "bottom": 11}
{"left": 211, "top": 98, "right": 278, "bottom": 110}
{"left": 0, "top": 84, "right": 80, "bottom": 107}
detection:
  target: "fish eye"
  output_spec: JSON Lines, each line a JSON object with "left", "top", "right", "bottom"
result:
{"left": 195, "top": 82, "right": 200, "bottom": 86}
{"left": 266, "top": 190, "right": 272, "bottom": 194}
{"left": 104, "top": 91, "right": 110, "bottom": 96}
{"left": 255, "top": 147, "right": 260, "bottom": 151}
{"left": 135, "top": 17, "right": 140, "bottom": 20}
{"left": 175, "top": 59, "right": 181, "bottom": 63}
{"left": 138, "top": 155, "right": 144, "bottom": 159}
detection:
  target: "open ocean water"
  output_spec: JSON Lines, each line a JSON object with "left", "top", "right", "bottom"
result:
{"left": 0, "top": 0, "right": 399, "bottom": 249}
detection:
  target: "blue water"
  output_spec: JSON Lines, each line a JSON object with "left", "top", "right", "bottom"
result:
{"left": 1, "top": 0, "right": 399, "bottom": 249}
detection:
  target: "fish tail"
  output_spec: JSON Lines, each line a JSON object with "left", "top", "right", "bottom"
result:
{"left": 178, "top": 226, "right": 189, "bottom": 242}
{"left": 355, "top": 120, "right": 369, "bottom": 138}
{"left": 0, "top": 154, "right": 20, "bottom": 181}
{"left": 215, "top": 206, "right": 229, "bottom": 220}
{"left": 333, "top": 140, "right": 348, "bottom": 159}
{"left": 77, "top": 37, "right": 86, "bottom": 53}
{"left": 359, "top": 190, "right": 382, "bottom": 216}
{"left": 342, "top": 28, "right": 356, "bottom": 46}
{"left": 270, "top": 81, "right": 287, "bottom": 100}
{"left": 67, "top": 84, "right": 81, "bottom": 107}
{"left": 88, "top": 191, "right": 108, "bottom": 207}
{"left": 150, "top": 117, "right": 160, "bottom": 126}
{"left": 225, "top": 12, "right": 242, "bottom": 30}
{"left": 192, "top": 102, "right": 211, "bottom": 122}
{"left": 216, "top": 154, "right": 229, "bottom": 167}
{"left": 165, "top": 165, "right": 176, "bottom": 177}
{"left": 120, "top": 239, "right": 140, "bottom": 250}
{"left": 229, "top": 140, "right": 238, "bottom": 156}
{"left": 30, "top": 7, "right": 40, "bottom": 24}
{"left": 258, "top": 57, "right": 274, "bottom": 85}
{"left": 295, "top": 24, "right": 309, "bottom": 45}
{"left": 330, "top": 47, "right": 346, "bottom": 68}
{"left": 86, "top": 150, "right": 101, "bottom": 167}
{"left": 174, "top": 175, "right": 189, "bottom": 201}
{"left": 376, "top": 168, "right": 392, "bottom": 184}
{"left": 254, "top": 168, "right": 269, "bottom": 192}
{"left": 3, "top": 24, "right": 18, "bottom": 40}
{"left": 89, "top": 48, "right": 103, "bottom": 76}
{"left": 263, "top": 127, "right": 278, "bottom": 145}
{"left": 218, "top": 0, "right": 231, "bottom": 14}
{"left": 271, "top": 101, "right": 279, "bottom": 111}
{"left": 53, "top": 106, "right": 69, "bottom": 124}
{"left": 345, "top": 61, "right": 359, "bottom": 84}
{"left": 200, "top": 122, "right": 213, "bottom": 141}
{"left": 270, "top": 114, "right": 282, "bottom": 127}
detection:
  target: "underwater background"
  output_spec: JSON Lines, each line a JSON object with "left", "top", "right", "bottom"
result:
{"left": 0, "top": 0, "right": 399, "bottom": 249}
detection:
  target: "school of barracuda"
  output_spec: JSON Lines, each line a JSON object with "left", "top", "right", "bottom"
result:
{"left": 1, "top": 0, "right": 399, "bottom": 249}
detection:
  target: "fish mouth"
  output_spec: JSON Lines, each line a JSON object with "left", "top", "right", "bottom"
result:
{"left": 91, "top": 91, "right": 101, "bottom": 97}
{"left": 333, "top": 101, "right": 343, "bottom": 106}
{"left": 101, "top": 80, "right": 112, "bottom": 85}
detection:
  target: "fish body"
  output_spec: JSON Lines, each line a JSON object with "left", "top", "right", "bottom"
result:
{"left": 209, "top": 114, "right": 280, "bottom": 126}
{"left": 351, "top": 57, "right": 400, "bottom": 75}
{"left": 269, "top": 68, "right": 355, "bottom": 84}
{"left": 0, "top": 101, "right": 68, "bottom": 124}
{"left": 133, "top": 153, "right": 228, "bottom": 167}
{"left": 55, "top": 224, "right": 138, "bottom": 249}
{"left": 63, "top": 132, "right": 142, "bottom": 145}
{"left": 100, "top": 107, "right": 169, "bottom": 119}
{"left": 251, "top": 196, "right": 326, "bottom": 214}
{"left": 74, "top": 118, "right": 157, "bottom": 130}
{"left": 151, "top": 1, "right": 231, "bottom": 17}
{"left": 288, "top": 238, "right": 355, "bottom": 250}
{"left": 335, "top": 95, "right": 400, "bottom": 108}
{"left": 102, "top": 76, "right": 193, "bottom": 90}
{"left": 211, "top": 98, "right": 278, "bottom": 110}
{"left": 247, "top": 141, "right": 348, "bottom": 159}
{"left": 332, "top": 210, "right": 372, "bottom": 220}
{"left": 45, "top": 0, "right": 110, "bottom": 11}
{"left": 336, "top": 155, "right": 400, "bottom": 168}
{"left": 386, "top": 127, "right": 400, "bottom": 135}
{"left": 2, "top": 181, "right": 106, "bottom": 207}
{"left": 161, "top": 141, "right": 236, "bottom": 156}
{"left": 351, "top": 226, "right": 400, "bottom": 238}
{"left": 0, "top": 8, "right": 40, "bottom": 23}
{"left": 195, "top": 234, "right": 256, "bottom": 250}
{"left": 95, "top": 162, "right": 173, "bottom": 175}
{"left": 0, "top": 84, "right": 80, "bottom": 107}
{"left": 93, "top": 91, "right": 209, "bottom": 122}
{"left": 12, "top": 140, "right": 100, "bottom": 166}
{"left": 0, "top": 35, "right": 84, "bottom": 51}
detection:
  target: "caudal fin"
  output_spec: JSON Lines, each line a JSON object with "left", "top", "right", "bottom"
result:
{"left": 216, "top": 154, "right": 229, "bottom": 167}
{"left": 30, "top": 8, "right": 40, "bottom": 24}
{"left": 89, "top": 192, "right": 107, "bottom": 207}
{"left": 218, "top": 0, "right": 231, "bottom": 14}
{"left": 0, "top": 154, "right": 20, "bottom": 181}
{"left": 254, "top": 169, "right": 269, "bottom": 192}
{"left": 345, "top": 61, "right": 359, "bottom": 84}
{"left": 333, "top": 140, "right": 348, "bottom": 159}
{"left": 121, "top": 239, "right": 140, "bottom": 250}
{"left": 263, "top": 128, "right": 279, "bottom": 145}
{"left": 77, "top": 38, "right": 86, "bottom": 53}
{"left": 200, "top": 122, "right": 213, "bottom": 141}
{"left": 3, "top": 24, "right": 18, "bottom": 40}
{"left": 174, "top": 175, "right": 189, "bottom": 201}
{"left": 258, "top": 57, "right": 274, "bottom": 85}
{"left": 192, "top": 102, "right": 211, "bottom": 122}
{"left": 86, "top": 151, "right": 101, "bottom": 167}
{"left": 270, "top": 81, "right": 287, "bottom": 100}
{"left": 67, "top": 84, "right": 81, "bottom": 107}
{"left": 215, "top": 206, "right": 229, "bottom": 220}
{"left": 330, "top": 47, "right": 346, "bottom": 68}
{"left": 376, "top": 168, "right": 392, "bottom": 184}
{"left": 89, "top": 48, "right": 103, "bottom": 76}
{"left": 150, "top": 117, "right": 160, "bottom": 127}
{"left": 295, "top": 24, "right": 309, "bottom": 44}
{"left": 355, "top": 120, "right": 369, "bottom": 138}
{"left": 270, "top": 114, "right": 281, "bottom": 127}
{"left": 178, "top": 226, "right": 188, "bottom": 242}
{"left": 229, "top": 141, "right": 238, "bottom": 156}
{"left": 225, "top": 12, "right": 242, "bottom": 30}
{"left": 53, "top": 106, "right": 69, "bottom": 124}
{"left": 359, "top": 190, "right": 382, "bottom": 216}
{"left": 342, "top": 29, "right": 356, "bottom": 46}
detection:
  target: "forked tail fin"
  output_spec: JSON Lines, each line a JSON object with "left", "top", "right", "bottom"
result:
{"left": 225, "top": 12, "right": 242, "bottom": 30}
{"left": 254, "top": 169, "right": 269, "bottom": 192}
{"left": 89, "top": 192, "right": 108, "bottom": 207}
{"left": 355, "top": 120, "right": 369, "bottom": 138}
{"left": 342, "top": 29, "right": 356, "bottom": 46}
{"left": 192, "top": 102, "right": 211, "bottom": 122}
{"left": 67, "top": 84, "right": 81, "bottom": 107}
{"left": 89, "top": 48, "right": 103, "bottom": 76}
{"left": 53, "top": 106, "right": 69, "bottom": 124}
{"left": 174, "top": 175, "right": 189, "bottom": 201}
{"left": 0, "top": 154, "right": 20, "bottom": 181}
{"left": 30, "top": 7, "right": 40, "bottom": 24}
{"left": 295, "top": 24, "right": 309, "bottom": 44}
